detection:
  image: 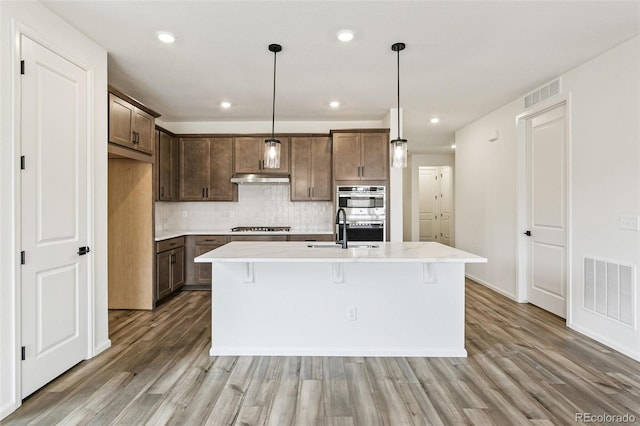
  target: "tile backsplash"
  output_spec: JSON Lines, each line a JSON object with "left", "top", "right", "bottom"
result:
{"left": 156, "top": 184, "right": 333, "bottom": 232}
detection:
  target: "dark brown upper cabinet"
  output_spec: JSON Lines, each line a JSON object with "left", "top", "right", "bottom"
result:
{"left": 332, "top": 131, "right": 389, "bottom": 181}
{"left": 156, "top": 129, "right": 178, "bottom": 201}
{"left": 108, "top": 90, "right": 159, "bottom": 155}
{"left": 291, "top": 137, "right": 332, "bottom": 201}
{"left": 179, "top": 137, "right": 237, "bottom": 201}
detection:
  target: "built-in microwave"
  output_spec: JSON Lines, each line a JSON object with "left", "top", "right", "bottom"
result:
{"left": 336, "top": 186, "right": 386, "bottom": 241}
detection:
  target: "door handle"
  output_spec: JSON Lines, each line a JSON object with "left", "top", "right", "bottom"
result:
{"left": 77, "top": 246, "right": 90, "bottom": 256}
{"left": 524, "top": 230, "right": 532, "bottom": 236}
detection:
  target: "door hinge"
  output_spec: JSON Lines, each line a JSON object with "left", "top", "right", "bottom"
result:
{"left": 20, "top": 251, "right": 25, "bottom": 265}
{"left": 20, "top": 60, "right": 25, "bottom": 75}
{"left": 20, "top": 156, "right": 25, "bottom": 170}
{"left": 21, "top": 346, "right": 26, "bottom": 361}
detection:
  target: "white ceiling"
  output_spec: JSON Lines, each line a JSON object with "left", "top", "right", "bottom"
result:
{"left": 42, "top": 1, "right": 640, "bottom": 154}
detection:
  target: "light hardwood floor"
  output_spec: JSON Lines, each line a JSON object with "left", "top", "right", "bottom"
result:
{"left": 3, "top": 280, "right": 639, "bottom": 425}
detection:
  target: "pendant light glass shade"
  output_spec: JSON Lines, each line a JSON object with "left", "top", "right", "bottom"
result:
{"left": 391, "top": 137, "right": 407, "bottom": 168}
{"left": 390, "top": 42, "right": 407, "bottom": 168}
{"left": 264, "top": 137, "right": 281, "bottom": 168}
{"left": 264, "top": 43, "right": 282, "bottom": 169}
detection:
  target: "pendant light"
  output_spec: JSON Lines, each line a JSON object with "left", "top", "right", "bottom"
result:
{"left": 390, "top": 42, "right": 407, "bottom": 168}
{"left": 264, "top": 43, "right": 282, "bottom": 169}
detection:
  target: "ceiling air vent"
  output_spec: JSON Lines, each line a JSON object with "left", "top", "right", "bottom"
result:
{"left": 524, "top": 78, "right": 561, "bottom": 109}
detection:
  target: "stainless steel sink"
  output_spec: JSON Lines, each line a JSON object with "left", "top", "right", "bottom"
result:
{"left": 307, "top": 243, "right": 379, "bottom": 249}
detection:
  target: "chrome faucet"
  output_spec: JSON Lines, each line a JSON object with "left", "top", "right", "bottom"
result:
{"left": 335, "top": 208, "right": 348, "bottom": 249}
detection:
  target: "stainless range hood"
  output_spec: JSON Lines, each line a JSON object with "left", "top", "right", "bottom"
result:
{"left": 230, "top": 174, "right": 290, "bottom": 184}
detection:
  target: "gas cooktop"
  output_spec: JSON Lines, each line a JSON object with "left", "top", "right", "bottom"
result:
{"left": 231, "top": 226, "right": 291, "bottom": 232}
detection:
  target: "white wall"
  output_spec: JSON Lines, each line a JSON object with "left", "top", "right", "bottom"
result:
{"left": 384, "top": 109, "right": 403, "bottom": 242}
{"left": 0, "top": 2, "right": 108, "bottom": 419}
{"left": 406, "top": 154, "right": 455, "bottom": 241}
{"left": 563, "top": 36, "right": 639, "bottom": 359}
{"left": 455, "top": 36, "right": 640, "bottom": 359}
{"left": 455, "top": 100, "right": 521, "bottom": 299}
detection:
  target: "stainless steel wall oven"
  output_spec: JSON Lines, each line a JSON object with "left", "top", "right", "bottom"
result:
{"left": 336, "top": 186, "right": 386, "bottom": 241}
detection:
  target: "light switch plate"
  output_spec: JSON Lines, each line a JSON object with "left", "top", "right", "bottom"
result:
{"left": 620, "top": 216, "right": 639, "bottom": 231}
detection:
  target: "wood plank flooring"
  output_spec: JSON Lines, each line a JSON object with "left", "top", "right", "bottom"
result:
{"left": 3, "top": 280, "right": 639, "bottom": 425}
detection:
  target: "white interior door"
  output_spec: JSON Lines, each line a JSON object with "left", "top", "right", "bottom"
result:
{"left": 20, "top": 36, "right": 89, "bottom": 397}
{"left": 419, "top": 167, "right": 439, "bottom": 241}
{"left": 525, "top": 104, "right": 567, "bottom": 318}
{"left": 439, "top": 167, "right": 453, "bottom": 246}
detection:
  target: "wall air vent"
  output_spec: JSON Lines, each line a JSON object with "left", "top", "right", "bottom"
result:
{"left": 524, "top": 78, "right": 561, "bottom": 109}
{"left": 584, "top": 257, "right": 635, "bottom": 327}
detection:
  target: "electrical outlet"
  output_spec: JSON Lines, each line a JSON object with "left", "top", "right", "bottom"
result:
{"left": 182, "top": 210, "right": 188, "bottom": 218}
{"left": 346, "top": 306, "right": 357, "bottom": 321}
{"left": 620, "top": 216, "right": 639, "bottom": 231}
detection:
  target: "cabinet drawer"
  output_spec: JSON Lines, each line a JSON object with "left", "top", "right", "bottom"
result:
{"left": 195, "top": 235, "right": 228, "bottom": 245}
{"left": 156, "top": 236, "right": 185, "bottom": 253}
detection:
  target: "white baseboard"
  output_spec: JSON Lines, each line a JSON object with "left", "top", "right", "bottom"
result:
{"left": 1, "top": 401, "right": 20, "bottom": 422}
{"left": 568, "top": 322, "right": 640, "bottom": 362}
{"left": 210, "top": 346, "right": 467, "bottom": 358}
{"left": 465, "top": 273, "right": 519, "bottom": 302}
{"left": 93, "top": 339, "right": 111, "bottom": 357}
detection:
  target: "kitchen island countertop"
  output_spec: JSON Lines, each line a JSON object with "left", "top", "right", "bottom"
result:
{"left": 195, "top": 241, "right": 487, "bottom": 263}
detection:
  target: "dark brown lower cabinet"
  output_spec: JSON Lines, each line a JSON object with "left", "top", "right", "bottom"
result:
{"left": 155, "top": 237, "right": 185, "bottom": 302}
{"left": 184, "top": 235, "right": 228, "bottom": 286}
{"left": 183, "top": 234, "right": 332, "bottom": 286}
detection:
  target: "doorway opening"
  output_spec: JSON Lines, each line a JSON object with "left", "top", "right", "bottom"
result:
{"left": 418, "top": 166, "right": 454, "bottom": 246}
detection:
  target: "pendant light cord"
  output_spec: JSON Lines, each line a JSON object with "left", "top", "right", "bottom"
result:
{"left": 271, "top": 49, "right": 277, "bottom": 139}
{"left": 396, "top": 47, "right": 401, "bottom": 140}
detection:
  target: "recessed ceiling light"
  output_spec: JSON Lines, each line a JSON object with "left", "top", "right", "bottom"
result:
{"left": 430, "top": 117, "right": 440, "bottom": 124}
{"left": 156, "top": 31, "right": 175, "bottom": 44}
{"left": 220, "top": 101, "right": 232, "bottom": 109}
{"left": 329, "top": 101, "right": 340, "bottom": 108}
{"left": 336, "top": 30, "right": 354, "bottom": 42}
{"left": 450, "top": 144, "right": 456, "bottom": 149}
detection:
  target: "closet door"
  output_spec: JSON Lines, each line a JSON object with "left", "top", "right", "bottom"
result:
{"left": 419, "top": 168, "right": 439, "bottom": 242}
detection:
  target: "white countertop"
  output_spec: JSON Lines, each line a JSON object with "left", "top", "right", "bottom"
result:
{"left": 155, "top": 229, "right": 334, "bottom": 241}
{"left": 195, "top": 241, "right": 487, "bottom": 264}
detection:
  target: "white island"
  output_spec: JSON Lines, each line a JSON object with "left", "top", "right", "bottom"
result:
{"left": 195, "top": 241, "right": 486, "bottom": 357}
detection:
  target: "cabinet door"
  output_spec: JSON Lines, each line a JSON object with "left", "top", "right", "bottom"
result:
{"left": 180, "top": 138, "right": 209, "bottom": 200}
{"left": 208, "top": 137, "right": 237, "bottom": 201}
{"left": 332, "top": 133, "right": 361, "bottom": 180}
{"left": 157, "top": 131, "right": 173, "bottom": 201}
{"left": 133, "top": 108, "right": 154, "bottom": 154}
{"left": 310, "top": 137, "right": 332, "bottom": 200}
{"left": 195, "top": 244, "right": 220, "bottom": 284}
{"left": 156, "top": 251, "right": 172, "bottom": 300}
{"left": 290, "top": 137, "right": 311, "bottom": 200}
{"left": 234, "top": 137, "right": 263, "bottom": 173}
{"left": 108, "top": 93, "right": 134, "bottom": 148}
{"left": 361, "top": 132, "right": 388, "bottom": 180}
{"left": 171, "top": 246, "right": 185, "bottom": 290}
{"left": 235, "top": 137, "right": 290, "bottom": 174}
